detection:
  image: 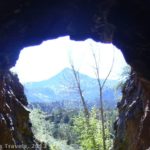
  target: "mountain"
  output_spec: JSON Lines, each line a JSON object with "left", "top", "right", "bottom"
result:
{"left": 24, "top": 68, "right": 120, "bottom": 108}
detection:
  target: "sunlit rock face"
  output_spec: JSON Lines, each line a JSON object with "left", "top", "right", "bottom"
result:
{"left": 0, "top": 0, "right": 150, "bottom": 149}
{"left": 0, "top": 71, "right": 35, "bottom": 147}
{"left": 114, "top": 71, "right": 150, "bottom": 150}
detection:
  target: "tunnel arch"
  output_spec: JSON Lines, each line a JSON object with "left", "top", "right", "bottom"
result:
{"left": 0, "top": 0, "right": 150, "bottom": 149}
{"left": 0, "top": 0, "right": 149, "bottom": 80}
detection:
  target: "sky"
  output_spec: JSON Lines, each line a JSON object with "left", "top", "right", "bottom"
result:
{"left": 11, "top": 36, "right": 128, "bottom": 83}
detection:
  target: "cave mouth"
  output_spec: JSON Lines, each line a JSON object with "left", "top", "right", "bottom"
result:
{"left": 11, "top": 36, "right": 127, "bottom": 83}
{"left": 11, "top": 36, "right": 129, "bottom": 149}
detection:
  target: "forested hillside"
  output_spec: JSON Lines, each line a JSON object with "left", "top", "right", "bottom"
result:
{"left": 29, "top": 105, "right": 117, "bottom": 150}
{"left": 25, "top": 68, "right": 120, "bottom": 109}
{"left": 26, "top": 68, "right": 121, "bottom": 149}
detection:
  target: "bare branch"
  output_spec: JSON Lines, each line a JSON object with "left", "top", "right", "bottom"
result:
{"left": 91, "top": 45, "right": 102, "bottom": 88}
{"left": 68, "top": 53, "right": 97, "bottom": 148}
{"left": 90, "top": 43, "right": 115, "bottom": 150}
{"left": 101, "top": 46, "right": 115, "bottom": 89}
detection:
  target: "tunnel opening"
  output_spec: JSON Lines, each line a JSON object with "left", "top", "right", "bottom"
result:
{"left": 11, "top": 36, "right": 130, "bottom": 149}
{"left": 0, "top": 1, "right": 150, "bottom": 149}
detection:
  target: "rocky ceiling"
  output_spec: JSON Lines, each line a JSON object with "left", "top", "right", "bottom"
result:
{"left": 0, "top": 0, "right": 150, "bottom": 81}
{"left": 0, "top": 1, "right": 150, "bottom": 149}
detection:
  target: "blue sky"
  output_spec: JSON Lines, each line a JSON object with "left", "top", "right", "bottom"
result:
{"left": 11, "top": 36, "right": 128, "bottom": 83}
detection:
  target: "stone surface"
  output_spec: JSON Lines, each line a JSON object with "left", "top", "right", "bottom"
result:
{"left": 0, "top": 0, "right": 150, "bottom": 149}
{"left": 0, "top": 71, "right": 35, "bottom": 148}
{"left": 109, "top": 0, "right": 150, "bottom": 80}
{"left": 0, "top": 0, "right": 150, "bottom": 80}
{"left": 114, "top": 71, "right": 150, "bottom": 150}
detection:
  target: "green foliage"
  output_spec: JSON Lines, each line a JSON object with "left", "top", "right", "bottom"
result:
{"left": 30, "top": 109, "right": 53, "bottom": 141}
{"left": 30, "top": 108, "right": 79, "bottom": 150}
{"left": 116, "top": 65, "right": 131, "bottom": 91}
{"left": 30, "top": 107, "right": 116, "bottom": 150}
{"left": 73, "top": 108, "right": 114, "bottom": 150}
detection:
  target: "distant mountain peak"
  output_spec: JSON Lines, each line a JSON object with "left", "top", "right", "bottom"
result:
{"left": 61, "top": 67, "right": 72, "bottom": 72}
{"left": 24, "top": 67, "right": 119, "bottom": 108}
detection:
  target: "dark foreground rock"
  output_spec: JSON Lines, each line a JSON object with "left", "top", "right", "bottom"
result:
{"left": 114, "top": 71, "right": 150, "bottom": 150}
{"left": 0, "top": 71, "right": 39, "bottom": 149}
{"left": 0, "top": 0, "right": 150, "bottom": 149}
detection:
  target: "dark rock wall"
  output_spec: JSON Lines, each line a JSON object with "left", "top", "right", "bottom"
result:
{"left": 0, "top": 71, "right": 35, "bottom": 148}
{"left": 0, "top": 0, "right": 106, "bottom": 69}
{"left": 0, "top": 0, "right": 150, "bottom": 149}
{"left": 0, "top": 0, "right": 150, "bottom": 79}
{"left": 114, "top": 71, "right": 150, "bottom": 150}
{"left": 108, "top": 0, "right": 150, "bottom": 81}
